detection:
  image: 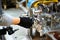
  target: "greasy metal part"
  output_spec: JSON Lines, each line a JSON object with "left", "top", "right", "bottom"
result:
{"left": 28, "top": 0, "right": 60, "bottom": 40}
{"left": 31, "top": 13, "right": 60, "bottom": 40}
{"left": 30, "top": 7, "right": 60, "bottom": 39}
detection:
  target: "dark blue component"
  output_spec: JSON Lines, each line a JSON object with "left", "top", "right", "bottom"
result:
{"left": 0, "top": 0, "right": 3, "bottom": 16}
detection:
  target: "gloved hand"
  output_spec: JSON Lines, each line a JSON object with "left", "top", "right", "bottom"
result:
{"left": 0, "top": 13, "right": 20, "bottom": 26}
{"left": 0, "top": 13, "right": 13, "bottom": 26}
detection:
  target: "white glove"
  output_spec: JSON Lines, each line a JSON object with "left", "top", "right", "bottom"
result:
{"left": 0, "top": 13, "right": 13, "bottom": 26}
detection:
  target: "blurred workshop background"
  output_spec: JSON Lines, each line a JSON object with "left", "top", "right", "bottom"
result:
{"left": 0, "top": 0, "right": 60, "bottom": 40}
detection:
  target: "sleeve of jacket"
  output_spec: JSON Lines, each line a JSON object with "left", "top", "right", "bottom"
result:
{"left": 18, "top": 17, "right": 34, "bottom": 28}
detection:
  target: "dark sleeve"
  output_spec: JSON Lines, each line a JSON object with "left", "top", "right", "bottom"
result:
{"left": 18, "top": 17, "right": 34, "bottom": 28}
